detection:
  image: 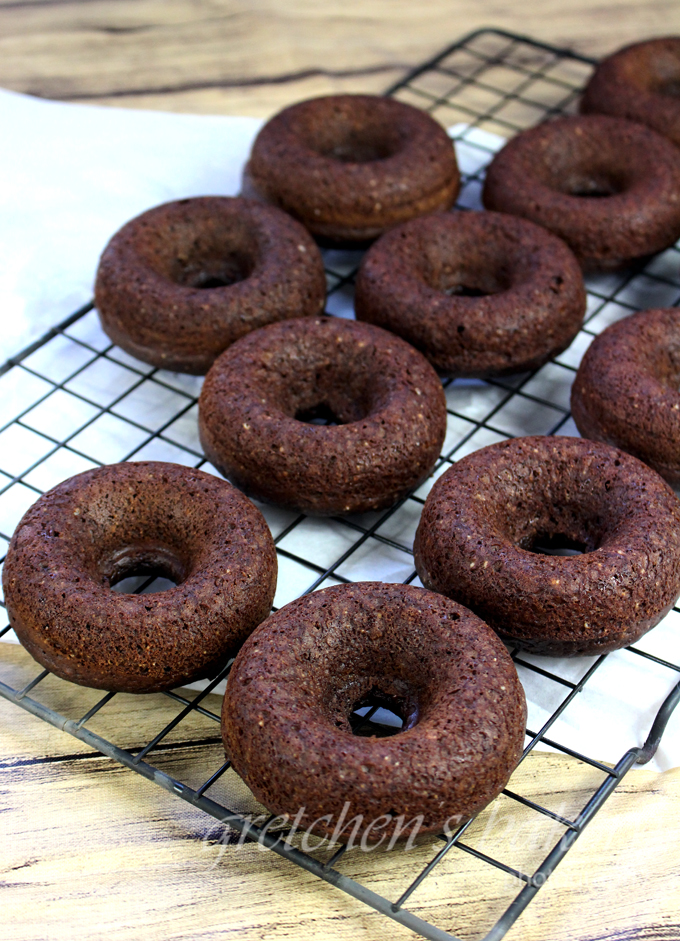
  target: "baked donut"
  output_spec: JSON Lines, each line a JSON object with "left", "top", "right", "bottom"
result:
{"left": 414, "top": 436, "right": 680, "bottom": 656}
{"left": 482, "top": 115, "right": 680, "bottom": 270}
{"left": 198, "top": 316, "right": 447, "bottom": 516}
{"left": 242, "top": 94, "right": 460, "bottom": 242}
{"left": 581, "top": 37, "right": 680, "bottom": 148}
{"left": 572, "top": 308, "right": 680, "bottom": 486}
{"left": 2, "top": 462, "right": 277, "bottom": 693}
{"left": 95, "top": 196, "right": 326, "bottom": 374}
{"left": 222, "top": 582, "right": 526, "bottom": 845}
{"left": 354, "top": 210, "right": 586, "bottom": 377}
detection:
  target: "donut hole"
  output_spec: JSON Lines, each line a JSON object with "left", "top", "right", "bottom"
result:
{"left": 328, "top": 670, "right": 420, "bottom": 737}
{"left": 525, "top": 532, "right": 587, "bottom": 556}
{"left": 481, "top": 454, "right": 632, "bottom": 557}
{"left": 294, "top": 402, "right": 343, "bottom": 426}
{"left": 349, "top": 687, "right": 414, "bottom": 737}
{"left": 112, "top": 572, "right": 178, "bottom": 594}
{"left": 563, "top": 173, "right": 621, "bottom": 199}
{"left": 514, "top": 511, "right": 601, "bottom": 554}
{"left": 538, "top": 135, "right": 633, "bottom": 197}
{"left": 419, "top": 245, "right": 513, "bottom": 299}
{"left": 325, "top": 134, "right": 394, "bottom": 163}
{"left": 171, "top": 249, "right": 254, "bottom": 290}
{"left": 647, "top": 54, "right": 680, "bottom": 97}
{"left": 445, "top": 284, "right": 491, "bottom": 298}
{"left": 553, "top": 162, "right": 631, "bottom": 198}
{"left": 437, "top": 267, "right": 509, "bottom": 298}
{"left": 284, "top": 362, "right": 375, "bottom": 425}
{"left": 515, "top": 513, "right": 601, "bottom": 554}
{"left": 500, "top": 491, "right": 605, "bottom": 555}
{"left": 291, "top": 389, "right": 370, "bottom": 426}
{"left": 311, "top": 127, "right": 400, "bottom": 164}
{"left": 140, "top": 214, "right": 258, "bottom": 289}
{"left": 103, "top": 545, "right": 188, "bottom": 594}
{"left": 300, "top": 109, "right": 403, "bottom": 164}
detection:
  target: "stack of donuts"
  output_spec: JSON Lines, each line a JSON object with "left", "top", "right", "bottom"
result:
{"left": 5, "top": 36, "right": 680, "bottom": 846}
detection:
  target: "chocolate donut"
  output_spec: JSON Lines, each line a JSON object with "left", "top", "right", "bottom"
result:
{"left": 414, "top": 436, "right": 680, "bottom": 656}
{"left": 198, "top": 316, "right": 447, "bottom": 516}
{"left": 2, "top": 462, "right": 277, "bottom": 693}
{"left": 572, "top": 308, "right": 680, "bottom": 486}
{"left": 354, "top": 210, "right": 586, "bottom": 377}
{"left": 482, "top": 115, "right": 680, "bottom": 270}
{"left": 222, "top": 582, "right": 527, "bottom": 845}
{"left": 242, "top": 94, "right": 460, "bottom": 242}
{"left": 95, "top": 196, "right": 326, "bottom": 374}
{"left": 581, "top": 37, "right": 680, "bottom": 148}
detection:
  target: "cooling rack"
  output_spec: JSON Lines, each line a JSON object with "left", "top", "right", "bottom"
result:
{"left": 2, "top": 27, "right": 680, "bottom": 941}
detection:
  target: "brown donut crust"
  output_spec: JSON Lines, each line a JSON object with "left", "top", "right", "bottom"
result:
{"left": 581, "top": 37, "right": 680, "bottom": 149}
{"left": 414, "top": 436, "right": 680, "bottom": 656}
{"left": 95, "top": 196, "right": 326, "bottom": 374}
{"left": 482, "top": 115, "right": 680, "bottom": 270}
{"left": 222, "top": 582, "right": 527, "bottom": 844}
{"left": 572, "top": 308, "right": 680, "bottom": 486}
{"left": 2, "top": 462, "right": 277, "bottom": 693}
{"left": 242, "top": 95, "right": 461, "bottom": 242}
{"left": 198, "top": 316, "right": 447, "bottom": 516}
{"left": 354, "top": 210, "right": 586, "bottom": 377}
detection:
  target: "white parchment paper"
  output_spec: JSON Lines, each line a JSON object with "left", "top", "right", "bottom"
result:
{"left": 0, "top": 87, "right": 262, "bottom": 363}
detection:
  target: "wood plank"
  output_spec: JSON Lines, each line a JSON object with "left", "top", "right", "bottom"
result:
{"left": 0, "top": 642, "right": 223, "bottom": 760}
{"left": 2, "top": 707, "right": 678, "bottom": 939}
{"left": 0, "top": 1, "right": 678, "bottom": 115}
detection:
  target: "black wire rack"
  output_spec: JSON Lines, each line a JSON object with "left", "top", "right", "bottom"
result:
{"left": 2, "top": 27, "right": 680, "bottom": 941}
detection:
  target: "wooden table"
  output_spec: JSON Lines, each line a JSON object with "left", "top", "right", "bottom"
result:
{"left": 2, "top": 4, "right": 680, "bottom": 941}
{"left": 0, "top": 0, "right": 679, "bottom": 117}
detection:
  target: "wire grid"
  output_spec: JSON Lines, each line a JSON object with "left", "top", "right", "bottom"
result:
{"left": 1, "top": 27, "right": 680, "bottom": 941}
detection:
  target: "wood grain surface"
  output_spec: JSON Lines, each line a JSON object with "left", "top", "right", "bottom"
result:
{"left": 2, "top": 3, "right": 680, "bottom": 941}
{"left": 0, "top": 0, "right": 678, "bottom": 116}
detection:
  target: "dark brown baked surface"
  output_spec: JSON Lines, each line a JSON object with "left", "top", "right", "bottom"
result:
{"left": 572, "top": 308, "right": 680, "bottom": 485}
{"left": 2, "top": 462, "right": 277, "bottom": 693}
{"left": 581, "top": 37, "right": 680, "bottom": 148}
{"left": 242, "top": 94, "right": 460, "bottom": 242}
{"left": 482, "top": 115, "right": 680, "bottom": 270}
{"left": 222, "top": 582, "right": 527, "bottom": 845}
{"left": 414, "top": 435, "right": 680, "bottom": 656}
{"left": 95, "top": 196, "right": 326, "bottom": 374}
{"left": 198, "top": 316, "right": 447, "bottom": 516}
{"left": 354, "top": 210, "right": 586, "bottom": 377}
